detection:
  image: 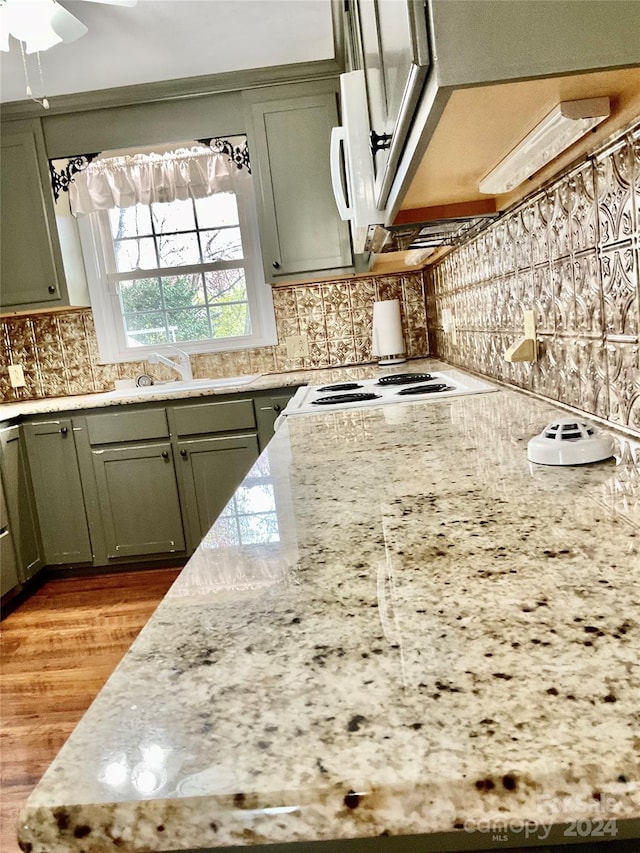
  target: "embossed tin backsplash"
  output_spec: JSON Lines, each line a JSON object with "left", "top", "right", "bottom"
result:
{"left": 428, "top": 119, "right": 640, "bottom": 437}
{"left": 0, "top": 272, "right": 428, "bottom": 402}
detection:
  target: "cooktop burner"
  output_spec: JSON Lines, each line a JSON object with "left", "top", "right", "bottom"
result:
{"left": 396, "top": 383, "right": 454, "bottom": 395}
{"left": 317, "top": 382, "right": 363, "bottom": 392}
{"left": 311, "top": 392, "right": 382, "bottom": 405}
{"left": 375, "top": 373, "right": 433, "bottom": 386}
{"left": 278, "top": 368, "right": 497, "bottom": 418}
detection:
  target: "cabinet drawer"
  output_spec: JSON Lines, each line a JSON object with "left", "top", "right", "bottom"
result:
{"left": 171, "top": 399, "right": 256, "bottom": 436}
{"left": 86, "top": 409, "right": 169, "bottom": 445}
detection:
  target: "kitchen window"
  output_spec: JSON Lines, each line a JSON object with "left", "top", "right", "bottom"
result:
{"left": 75, "top": 141, "right": 276, "bottom": 363}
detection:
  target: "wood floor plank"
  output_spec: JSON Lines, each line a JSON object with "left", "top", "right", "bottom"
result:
{"left": 0, "top": 567, "right": 180, "bottom": 853}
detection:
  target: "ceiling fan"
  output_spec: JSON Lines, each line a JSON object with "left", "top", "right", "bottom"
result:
{"left": 0, "top": 0, "right": 137, "bottom": 54}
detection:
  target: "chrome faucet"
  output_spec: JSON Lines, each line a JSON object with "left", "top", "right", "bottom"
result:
{"left": 147, "top": 346, "right": 193, "bottom": 382}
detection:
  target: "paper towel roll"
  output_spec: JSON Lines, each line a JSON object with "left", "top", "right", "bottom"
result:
{"left": 372, "top": 299, "right": 406, "bottom": 364}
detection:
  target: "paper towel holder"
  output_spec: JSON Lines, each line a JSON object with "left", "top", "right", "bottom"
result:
{"left": 372, "top": 299, "right": 407, "bottom": 365}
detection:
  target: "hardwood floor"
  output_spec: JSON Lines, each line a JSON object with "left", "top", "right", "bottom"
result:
{"left": 0, "top": 567, "right": 181, "bottom": 853}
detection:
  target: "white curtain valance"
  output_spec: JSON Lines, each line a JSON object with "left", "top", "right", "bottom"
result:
{"left": 69, "top": 146, "right": 249, "bottom": 216}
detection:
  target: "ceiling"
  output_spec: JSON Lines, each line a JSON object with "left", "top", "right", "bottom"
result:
{"left": 0, "top": 0, "right": 335, "bottom": 104}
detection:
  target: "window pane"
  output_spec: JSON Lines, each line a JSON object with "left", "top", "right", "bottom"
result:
{"left": 165, "top": 308, "right": 211, "bottom": 342}
{"left": 151, "top": 198, "right": 196, "bottom": 233}
{"left": 200, "top": 227, "right": 243, "bottom": 261}
{"left": 161, "top": 274, "right": 204, "bottom": 309}
{"left": 237, "top": 513, "right": 279, "bottom": 544}
{"left": 211, "top": 302, "right": 251, "bottom": 338}
{"left": 123, "top": 312, "right": 167, "bottom": 346}
{"left": 157, "top": 232, "right": 201, "bottom": 267}
{"left": 234, "top": 484, "right": 275, "bottom": 514}
{"left": 209, "top": 515, "right": 239, "bottom": 547}
{"left": 114, "top": 237, "right": 157, "bottom": 272}
{"left": 119, "top": 278, "right": 161, "bottom": 313}
{"left": 195, "top": 193, "right": 239, "bottom": 228}
{"left": 108, "top": 205, "right": 152, "bottom": 239}
{"left": 204, "top": 268, "right": 246, "bottom": 302}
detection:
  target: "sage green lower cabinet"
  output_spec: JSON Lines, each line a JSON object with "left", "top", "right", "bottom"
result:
{"left": 0, "top": 424, "right": 43, "bottom": 583}
{"left": 167, "top": 397, "right": 260, "bottom": 551}
{"left": 17, "top": 389, "right": 297, "bottom": 574}
{"left": 175, "top": 433, "right": 260, "bottom": 551}
{"left": 22, "top": 418, "right": 93, "bottom": 565}
{"left": 89, "top": 442, "right": 186, "bottom": 560}
{"left": 254, "top": 389, "right": 297, "bottom": 450}
{"left": 0, "top": 481, "right": 20, "bottom": 599}
{"left": 75, "top": 408, "right": 186, "bottom": 564}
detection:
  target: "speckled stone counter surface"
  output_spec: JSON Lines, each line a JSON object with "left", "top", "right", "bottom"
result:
{"left": 17, "top": 372, "right": 640, "bottom": 852}
{"left": 0, "top": 371, "right": 308, "bottom": 419}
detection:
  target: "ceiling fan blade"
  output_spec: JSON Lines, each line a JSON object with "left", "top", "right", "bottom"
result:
{"left": 80, "top": 0, "right": 138, "bottom": 6}
{"left": 50, "top": 3, "right": 89, "bottom": 44}
{"left": 0, "top": 6, "right": 11, "bottom": 52}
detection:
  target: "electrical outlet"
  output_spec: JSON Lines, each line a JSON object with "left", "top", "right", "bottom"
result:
{"left": 442, "top": 309, "right": 457, "bottom": 345}
{"left": 285, "top": 335, "right": 309, "bottom": 359}
{"left": 523, "top": 309, "right": 536, "bottom": 339}
{"left": 8, "top": 364, "right": 26, "bottom": 388}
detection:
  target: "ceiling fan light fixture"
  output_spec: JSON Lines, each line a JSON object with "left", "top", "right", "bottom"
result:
{"left": 0, "top": 0, "right": 92, "bottom": 53}
{"left": 2, "top": 0, "right": 63, "bottom": 53}
{"left": 479, "top": 97, "right": 610, "bottom": 195}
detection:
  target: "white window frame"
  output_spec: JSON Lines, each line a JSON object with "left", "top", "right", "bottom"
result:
{"left": 78, "top": 176, "right": 276, "bottom": 363}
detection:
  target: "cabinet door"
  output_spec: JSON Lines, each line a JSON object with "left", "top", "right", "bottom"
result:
{"left": 0, "top": 425, "right": 43, "bottom": 582}
{"left": 22, "top": 419, "right": 93, "bottom": 565}
{"left": 176, "top": 433, "right": 260, "bottom": 550}
{"left": 0, "top": 125, "right": 66, "bottom": 310}
{"left": 0, "top": 531, "right": 19, "bottom": 599}
{"left": 248, "top": 91, "right": 353, "bottom": 280}
{"left": 91, "top": 442, "right": 185, "bottom": 560}
{"left": 254, "top": 389, "right": 298, "bottom": 451}
{"left": 0, "top": 483, "right": 20, "bottom": 599}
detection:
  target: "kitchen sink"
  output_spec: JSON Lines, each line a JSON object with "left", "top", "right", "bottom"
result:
{"left": 103, "top": 375, "right": 262, "bottom": 398}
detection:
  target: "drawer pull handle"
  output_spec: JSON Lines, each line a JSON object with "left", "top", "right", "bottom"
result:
{"left": 180, "top": 449, "right": 187, "bottom": 458}
{"left": 161, "top": 451, "right": 169, "bottom": 460}
{"left": 60, "top": 426, "right": 68, "bottom": 435}
{"left": 273, "top": 404, "right": 282, "bottom": 413}
{"left": 272, "top": 260, "right": 281, "bottom": 269}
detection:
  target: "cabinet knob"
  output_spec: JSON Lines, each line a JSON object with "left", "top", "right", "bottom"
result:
{"left": 161, "top": 451, "right": 169, "bottom": 459}
{"left": 272, "top": 260, "right": 281, "bottom": 270}
{"left": 60, "top": 426, "right": 68, "bottom": 435}
{"left": 273, "top": 404, "right": 282, "bottom": 413}
{"left": 180, "top": 449, "right": 187, "bottom": 458}
{"left": 48, "top": 285, "right": 56, "bottom": 294}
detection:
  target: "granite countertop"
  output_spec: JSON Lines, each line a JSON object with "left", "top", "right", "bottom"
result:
{"left": 17, "top": 373, "right": 640, "bottom": 852}
{"left": 0, "top": 363, "right": 417, "bottom": 419}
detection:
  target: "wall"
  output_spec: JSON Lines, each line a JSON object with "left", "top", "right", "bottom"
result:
{"left": 428, "top": 118, "right": 640, "bottom": 437}
{"left": 0, "top": 271, "right": 428, "bottom": 402}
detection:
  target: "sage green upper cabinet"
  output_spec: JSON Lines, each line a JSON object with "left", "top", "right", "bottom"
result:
{"left": 0, "top": 424, "right": 43, "bottom": 584}
{"left": 77, "top": 409, "right": 186, "bottom": 564}
{"left": 244, "top": 82, "right": 353, "bottom": 282}
{"left": 0, "top": 121, "right": 68, "bottom": 311}
{"left": 22, "top": 418, "right": 93, "bottom": 565}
